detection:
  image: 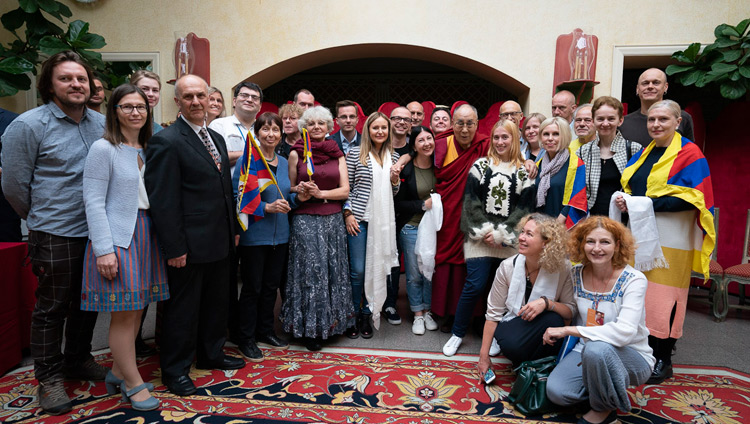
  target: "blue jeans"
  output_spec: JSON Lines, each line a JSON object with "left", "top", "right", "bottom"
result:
{"left": 451, "top": 256, "right": 502, "bottom": 338}
{"left": 399, "top": 224, "right": 431, "bottom": 312}
{"left": 347, "top": 221, "right": 369, "bottom": 314}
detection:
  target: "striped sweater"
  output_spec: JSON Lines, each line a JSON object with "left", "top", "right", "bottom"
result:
{"left": 345, "top": 146, "right": 400, "bottom": 221}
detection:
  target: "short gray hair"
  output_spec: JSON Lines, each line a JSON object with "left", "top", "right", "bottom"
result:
{"left": 573, "top": 103, "right": 592, "bottom": 120}
{"left": 648, "top": 99, "right": 681, "bottom": 119}
{"left": 298, "top": 105, "right": 334, "bottom": 133}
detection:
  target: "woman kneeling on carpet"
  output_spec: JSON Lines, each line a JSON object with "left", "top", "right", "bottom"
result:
{"left": 544, "top": 217, "right": 654, "bottom": 424}
{"left": 476, "top": 213, "right": 575, "bottom": 375}
{"left": 81, "top": 84, "right": 169, "bottom": 411}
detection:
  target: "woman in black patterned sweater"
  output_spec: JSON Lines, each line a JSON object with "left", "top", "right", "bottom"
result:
{"left": 443, "top": 119, "right": 537, "bottom": 357}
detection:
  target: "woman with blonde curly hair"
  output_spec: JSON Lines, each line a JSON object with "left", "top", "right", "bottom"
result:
{"left": 544, "top": 217, "right": 653, "bottom": 424}
{"left": 476, "top": 213, "right": 576, "bottom": 373}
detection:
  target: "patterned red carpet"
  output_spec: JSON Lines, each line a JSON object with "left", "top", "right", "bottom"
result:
{"left": 1, "top": 346, "right": 748, "bottom": 423}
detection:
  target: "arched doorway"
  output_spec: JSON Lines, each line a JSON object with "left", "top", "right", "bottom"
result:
{"left": 244, "top": 44, "right": 529, "bottom": 116}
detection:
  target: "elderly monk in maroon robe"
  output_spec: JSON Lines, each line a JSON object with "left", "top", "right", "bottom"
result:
{"left": 431, "top": 104, "right": 491, "bottom": 318}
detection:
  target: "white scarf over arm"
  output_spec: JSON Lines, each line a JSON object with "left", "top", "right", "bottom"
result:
{"left": 609, "top": 191, "right": 668, "bottom": 272}
{"left": 415, "top": 192, "right": 443, "bottom": 280}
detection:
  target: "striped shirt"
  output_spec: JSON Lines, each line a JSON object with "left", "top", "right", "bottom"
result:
{"left": 345, "top": 146, "right": 400, "bottom": 221}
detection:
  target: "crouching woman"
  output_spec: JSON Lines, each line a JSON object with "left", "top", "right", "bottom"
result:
{"left": 544, "top": 217, "right": 654, "bottom": 424}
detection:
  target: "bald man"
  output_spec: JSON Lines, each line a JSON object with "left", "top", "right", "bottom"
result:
{"left": 498, "top": 100, "right": 523, "bottom": 126}
{"left": 620, "top": 68, "right": 694, "bottom": 145}
{"left": 146, "top": 74, "right": 244, "bottom": 396}
{"left": 406, "top": 101, "right": 425, "bottom": 126}
{"left": 551, "top": 90, "right": 577, "bottom": 123}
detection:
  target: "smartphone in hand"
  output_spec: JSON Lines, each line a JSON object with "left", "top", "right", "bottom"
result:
{"left": 483, "top": 368, "right": 496, "bottom": 385}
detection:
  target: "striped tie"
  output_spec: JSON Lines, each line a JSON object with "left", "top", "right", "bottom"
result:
{"left": 199, "top": 127, "right": 221, "bottom": 171}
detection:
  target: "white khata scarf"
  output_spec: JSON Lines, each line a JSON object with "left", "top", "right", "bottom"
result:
{"left": 365, "top": 152, "right": 399, "bottom": 330}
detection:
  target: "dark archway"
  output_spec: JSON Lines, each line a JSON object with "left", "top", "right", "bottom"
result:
{"left": 244, "top": 43, "right": 528, "bottom": 116}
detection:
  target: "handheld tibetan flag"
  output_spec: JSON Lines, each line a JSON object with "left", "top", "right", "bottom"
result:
{"left": 562, "top": 151, "right": 588, "bottom": 229}
{"left": 302, "top": 128, "right": 315, "bottom": 178}
{"left": 236, "top": 131, "right": 279, "bottom": 230}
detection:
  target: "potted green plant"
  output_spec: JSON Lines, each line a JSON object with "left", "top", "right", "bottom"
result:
{"left": 666, "top": 19, "right": 750, "bottom": 100}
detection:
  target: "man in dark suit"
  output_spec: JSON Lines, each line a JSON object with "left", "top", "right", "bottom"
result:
{"left": 145, "top": 74, "right": 245, "bottom": 396}
{"left": 331, "top": 100, "right": 361, "bottom": 155}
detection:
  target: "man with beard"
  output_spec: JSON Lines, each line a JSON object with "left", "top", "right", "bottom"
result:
{"left": 1, "top": 51, "right": 108, "bottom": 415}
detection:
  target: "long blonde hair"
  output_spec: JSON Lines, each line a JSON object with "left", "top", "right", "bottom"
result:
{"left": 487, "top": 119, "right": 524, "bottom": 168}
{"left": 359, "top": 112, "right": 392, "bottom": 166}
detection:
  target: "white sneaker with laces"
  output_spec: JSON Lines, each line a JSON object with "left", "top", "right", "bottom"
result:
{"left": 412, "top": 316, "right": 426, "bottom": 335}
{"left": 489, "top": 339, "right": 502, "bottom": 356}
{"left": 442, "top": 335, "right": 463, "bottom": 356}
{"left": 423, "top": 312, "right": 438, "bottom": 331}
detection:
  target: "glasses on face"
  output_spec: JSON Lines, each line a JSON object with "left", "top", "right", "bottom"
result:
{"left": 116, "top": 104, "right": 147, "bottom": 114}
{"left": 499, "top": 111, "right": 522, "bottom": 119}
{"left": 390, "top": 116, "right": 411, "bottom": 124}
{"left": 454, "top": 120, "right": 476, "bottom": 128}
{"left": 236, "top": 93, "right": 260, "bottom": 101}
{"left": 338, "top": 114, "right": 357, "bottom": 121}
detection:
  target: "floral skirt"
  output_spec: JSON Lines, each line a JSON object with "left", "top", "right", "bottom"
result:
{"left": 81, "top": 210, "right": 169, "bottom": 311}
{"left": 280, "top": 213, "right": 355, "bottom": 339}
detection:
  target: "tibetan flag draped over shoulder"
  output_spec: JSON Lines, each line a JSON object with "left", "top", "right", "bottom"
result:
{"left": 621, "top": 133, "right": 715, "bottom": 279}
{"left": 301, "top": 128, "right": 315, "bottom": 178}
{"left": 562, "top": 151, "right": 588, "bottom": 229}
{"left": 236, "top": 132, "right": 277, "bottom": 230}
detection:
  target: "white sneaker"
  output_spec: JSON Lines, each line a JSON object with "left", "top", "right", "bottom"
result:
{"left": 443, "top": 335, "right": 463, "bottom": 356}
{"left": 489, "top": 339, "right": 502, "bottom": 356}
{"left": 423, "top": 312, "right": 438, "bottom": 331}
{"left": 412, "top": 316, "right": 426, "bottom": 335}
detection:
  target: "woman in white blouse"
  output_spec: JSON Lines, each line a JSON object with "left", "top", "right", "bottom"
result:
{"left": 544, "top": 217, "right": 654, "bottom": 424}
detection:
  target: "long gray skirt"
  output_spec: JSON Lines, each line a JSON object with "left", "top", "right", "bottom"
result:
{"left": 280, "top": 213, "right": 356, "bottom": 339}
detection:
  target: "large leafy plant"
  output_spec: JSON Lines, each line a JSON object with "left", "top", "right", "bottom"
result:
{"left": 666, "top": 19, "right": 750, "bottom": 100}
{"left": 0, "top": 0, "right": 148, "bottom": 98}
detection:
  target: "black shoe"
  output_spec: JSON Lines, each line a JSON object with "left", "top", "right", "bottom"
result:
{"left": 360, "top": 314, "right": 373, "bottom": 339}
{"left": 384, "top": 307, "right": 402, "bottom": 325}
{"left": 257, "top": 334, "right": 289, "bottom": 350}
{"left": 577, "top": 409, "right": 618, "bottom": 424}
{"left": 238, "top": 342, "right": 265, "bottom": 362}
{"left": 135, "top": 338, "right": 157, "bottom": 358}
{"left": 646, "top": 359, "right": 673, "bottom": 384}
{"left": 63, "top": 357, "right": 109, "bottom": 381}
{"left": 196, "top": 355, "right": 246, "bottom": 370}
{"left": 304, "top": 337, "right": 322, "bottom": 351}
{"left": 163, "top": 375, "right": 197, "bottom": 396}
{"left": 344, "top": 325, "right": 360, "bottom": 339}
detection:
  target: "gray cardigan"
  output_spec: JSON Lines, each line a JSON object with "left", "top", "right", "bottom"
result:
{"left": 83, "top": 138, "right": 144, "bottom": 257}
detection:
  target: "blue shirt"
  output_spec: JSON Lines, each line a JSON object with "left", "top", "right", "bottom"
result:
{"left": 1, "top": 103, "right": 105, "bottom": 237}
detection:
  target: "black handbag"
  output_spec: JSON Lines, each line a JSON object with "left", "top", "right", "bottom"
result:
{"left": 507, "top": 355, "right": 557, "bottom": 416}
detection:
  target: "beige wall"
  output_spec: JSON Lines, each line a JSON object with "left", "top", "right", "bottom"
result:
{"left": 1, "top": 0, "right": 748, "bottom": 119}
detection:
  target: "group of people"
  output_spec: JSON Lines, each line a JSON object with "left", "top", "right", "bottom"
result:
{"left": 0, "top": 50, "right": 715, "bottom": 424}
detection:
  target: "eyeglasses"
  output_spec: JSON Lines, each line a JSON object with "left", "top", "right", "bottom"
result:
{"left": 338, "top": 114, "right": 357, "bottom": 121}
{"left": 236, "top": 93, "right": 260, "bottom": 101}
{"left": 116, "top": 104, "right": 147, "bottom": 114}
{"left": 454, "top": 120, "right": 476, "bottom": 128}
{"left": 499, "top": 111, "right": 522, "bottom": 119}
{"left": 390, "top": 116, "right": 411, "bottom": 124}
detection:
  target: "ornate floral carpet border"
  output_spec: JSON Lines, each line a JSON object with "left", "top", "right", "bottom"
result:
{"left": 2, "top": 346, "right": 749, "bottom": 423}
